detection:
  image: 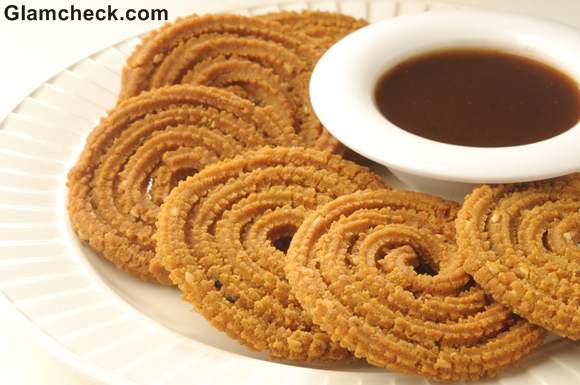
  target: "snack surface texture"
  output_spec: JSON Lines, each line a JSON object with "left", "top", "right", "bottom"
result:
{"left": 67, "top": 85, "right": 296, "bottom": 284}
{"left": 257, "top": 10, "right": 368, "bottom": 51}
{"left": 155, "top": 146, "right": 386, "bottom": 360}
{"left": 457, "top": 174, "right": 580, "bottom": 340}
{"left": 120, "top": 13, "right": 364, "bottom": 152}
{"left": 286, "top": 189, "right": 546, "bottom": 381}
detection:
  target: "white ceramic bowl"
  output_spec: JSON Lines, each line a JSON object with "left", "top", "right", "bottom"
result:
{"left": 310, "top": 10, "right": 580, "bottom": 199}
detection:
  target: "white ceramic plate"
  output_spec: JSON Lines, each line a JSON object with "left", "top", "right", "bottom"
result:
{"left": 0, "top": 1, "right": 578, "bottom": 385}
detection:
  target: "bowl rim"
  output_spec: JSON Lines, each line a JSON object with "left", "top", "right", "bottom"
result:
{"left": 310, "top": 10, "right": 580, "bottom": 183}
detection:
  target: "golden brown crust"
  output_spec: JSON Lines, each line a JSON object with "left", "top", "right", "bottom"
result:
{"left": 257, "top": 10, "right": 368, "bottom": 51}
{"left": 67, "top": 85, "right": 297, "bottom": 284}
{"left": 286, "top": 189, "right": 546, "bottom": 381}
{"left": 120, "top": 14, "right": 342, "bottom": 152}
{"left": 122, "top": 14, "right": 317, "bottom": 90}
{"left": 155, "top": 146, "right": 386, "bottom": 359}
{"left": 457, "top": 173, "right": 580, "bottom": 340}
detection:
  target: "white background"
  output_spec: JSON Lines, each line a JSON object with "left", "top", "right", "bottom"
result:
{"left": 0, "top": 0, "right": 579, "bottom": 384}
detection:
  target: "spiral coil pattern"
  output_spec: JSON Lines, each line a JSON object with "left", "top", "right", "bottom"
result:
{"left": 120, "top": 14, "right": 346, "bottom": 152}
{"left": 286, "top": 189, "right": 546, "bottom": 381}
{"left": 67, "top": 85, "right": 296, "bottom": 284}
{"left": 458, "top": 174, "right": 580, "bottom": 340}
{"left": 155, "top": 147, "right": 386, "bottom": 360}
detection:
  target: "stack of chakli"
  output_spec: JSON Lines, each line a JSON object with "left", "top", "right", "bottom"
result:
{"left": 155, "top": 146, "right": 387, "bottom": 360}
{"left": 119, "top": 12, "right": 368, "bottom": 153}
{"left": 66, "top": 9, "right": 580, "bottom": 382}
{"left": 67, "top": 85, "right": 299, "bottom": 285}
{"left": 68, "top": 11, "right": 367, "bottom": 284}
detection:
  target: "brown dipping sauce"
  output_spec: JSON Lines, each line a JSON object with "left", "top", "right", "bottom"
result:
{"left": 375, "top": 49, "right": 580, "bottom": 147}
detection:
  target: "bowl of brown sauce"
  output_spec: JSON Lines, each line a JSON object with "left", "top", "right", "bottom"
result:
{"left": 310, "top": 10, "right": 580, "bottom": 200}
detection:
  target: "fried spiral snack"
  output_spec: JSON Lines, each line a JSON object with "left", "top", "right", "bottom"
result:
{"left": 286, "top": 189, "right": 546, "bottom": 381}
{"left": 155, "top": 147, "right": 386, "bottom": 360}
{"left": 458, "top": 174, "right": 580, "bottom": 340}
{"left": 258, "top": 11, "right": 368, "bottom": 51}
{"left": 67, "top": 85, "right": 297, "bottom": 284}
{"left": 120, "top": 14, "right": 341, "bottom": 152}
